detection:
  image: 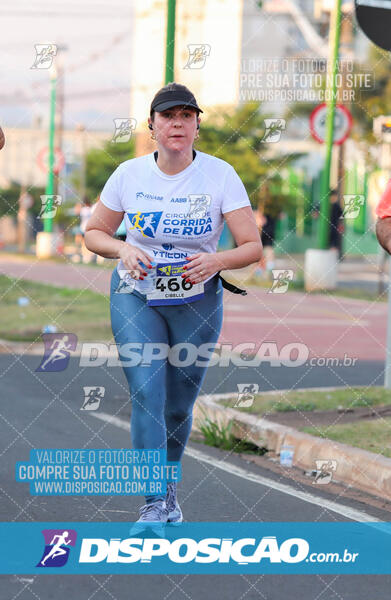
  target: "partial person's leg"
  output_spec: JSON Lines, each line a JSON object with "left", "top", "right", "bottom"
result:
{"left": 264, "top": 244, "right": 275, "bottom": 271}
{"left": 110, "top": 268, "right": 169, "bottom": 504}
{"left": 159, "top": 276, "right": 224, "bottom": 464}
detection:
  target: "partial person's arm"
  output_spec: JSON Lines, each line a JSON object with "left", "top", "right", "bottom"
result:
{"left": 184, "top": 206, "right": 263, "bottom": 284}
{"left": 84, "top": 200, "right": 153, "bottom": 272}
{"left": 217, "top": 206, "right": 263, "bottom": 269}
{"left": 84, "top": 201, "right": 125, "bottom": 258}
{"left": 376, "top": 217, "right": 391, "bottom": 255}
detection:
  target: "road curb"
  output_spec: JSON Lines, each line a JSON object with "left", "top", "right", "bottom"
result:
{"left": 194, "top": 391, "right": 391, "bottom": 501}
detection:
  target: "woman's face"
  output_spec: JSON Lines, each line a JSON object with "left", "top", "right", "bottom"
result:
{"left": 149, "top": 106, "right": 200, "bottom": 153}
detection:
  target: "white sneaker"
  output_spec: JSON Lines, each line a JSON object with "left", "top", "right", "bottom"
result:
{"left": 166, "top": 482, "right": 183, "bottom": 524}
{"left": 130, "top": 499, "right": 168, "bottom": 535}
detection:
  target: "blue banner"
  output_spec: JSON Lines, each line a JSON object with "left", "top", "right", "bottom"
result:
{"left": 15, "top": 449, "right": 181, "bottom": 496}
{"left": 1, "top": 522, "right": 391, "bottom": 574}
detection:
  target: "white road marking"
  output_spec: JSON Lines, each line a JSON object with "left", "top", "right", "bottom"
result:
{"left": 91, "top": 411, "right": 381, "bottom": 523}
{"left": 224, "top": 316, "right": 369, "bottom": 326}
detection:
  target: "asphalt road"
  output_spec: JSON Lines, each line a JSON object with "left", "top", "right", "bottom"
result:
{"left": 1, "top": 353, "right": 390, "bottom": 599}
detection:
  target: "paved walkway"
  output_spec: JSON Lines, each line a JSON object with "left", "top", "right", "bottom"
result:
{"left": 0, "top": 253, "right": 388, "bottom": 362}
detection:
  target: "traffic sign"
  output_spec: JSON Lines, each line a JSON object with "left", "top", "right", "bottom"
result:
{"left": 373, "top": 115, "right": 391, "bottom": 142}
{"left": 37, "top": 147, "right": 65, "bottom": 174}
{"left": 355, "top": 0, "right": 391, "bottom": 51}
{"left": 309, "top": 103, "right": 352, "bottom": 145}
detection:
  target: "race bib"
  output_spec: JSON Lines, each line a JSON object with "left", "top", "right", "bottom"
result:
{"left": 147, "top": 261, "right": 204, "bottom": 306}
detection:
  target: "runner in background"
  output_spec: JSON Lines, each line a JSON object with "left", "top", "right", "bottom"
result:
{"left": 84, "top": 82, "right": 262, "bottom": 528}
{"left": 329, "top": 189, "right": 344, "bottom": 259}
{"left": 254, "top": 206, "right": 277, "bottom": 278}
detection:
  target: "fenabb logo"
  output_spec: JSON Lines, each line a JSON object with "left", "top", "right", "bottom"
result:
{"left": 136, "top": 192, "right": 163, "bottom": 201}
{"left": 79, "top": 535, "right": 309, "bottom": 564}
{"left": 37, "top": 529, "right": 77, "bottom": 567}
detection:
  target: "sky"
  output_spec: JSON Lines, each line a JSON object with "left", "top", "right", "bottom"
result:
{"left": 0, "top": 0, "right": 134, "bottom": 130}
{"left": 0, "top": 1, "right": 371, "bottom": 133}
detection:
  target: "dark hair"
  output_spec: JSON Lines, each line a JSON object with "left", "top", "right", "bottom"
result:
{"left": 150, "top": 82, "right": 199, "bottom": 120}
{"left": 330, "top": 189, "right": 338, "bottom": 196}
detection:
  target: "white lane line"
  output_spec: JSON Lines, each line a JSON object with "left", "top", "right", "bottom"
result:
{"left": 224, "top": 316, "right": 369, "bottom": 326}
{"left": 91, "top": 411, "right": 381, "bottom": 523}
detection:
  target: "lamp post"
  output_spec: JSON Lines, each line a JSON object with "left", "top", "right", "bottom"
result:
{"left": 44, "top": 64, "right": 57, "bottom": 234}
{"left": 165, "top": 0, "right": 176, "bottom": 84}
{"left": 318, "top": 0, "right": 342, "bottom": 249}
{"left": 304, "top": 0, "right": 342, "bottom": 291}
{"left": 36, "top": 63, "right": 57, "bottom": 257}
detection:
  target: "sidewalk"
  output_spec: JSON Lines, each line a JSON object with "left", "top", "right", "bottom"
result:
{"left": 194, "top": 391, "right": 391, "bottom": 502}
{"left": 273, "top": 253, "right": 389, "bottom": 293}
{"left": 0, "top": 252, "right": 388, "bottom": 361}
{"left": 1, "top": 251, "right": 389, "bottom": 501}
{"left": 1, "top": 251, "right": 387, "bottom": 292}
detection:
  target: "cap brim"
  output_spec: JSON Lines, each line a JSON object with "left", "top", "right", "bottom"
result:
{"left": 153, "top": 100, "right": 203, "bottom": 113}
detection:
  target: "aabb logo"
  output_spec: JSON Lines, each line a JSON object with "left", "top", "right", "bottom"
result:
{"left": 37, "top": 529, "right": 77, "bottom": 567}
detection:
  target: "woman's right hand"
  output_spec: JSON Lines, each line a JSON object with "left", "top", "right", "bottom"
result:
{"left": 118, "top": 242, "right": 153, "bottom": 279}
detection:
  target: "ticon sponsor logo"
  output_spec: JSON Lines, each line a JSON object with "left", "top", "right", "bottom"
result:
{"left": 79, "top": 536, "right": 309, "bottom": 564}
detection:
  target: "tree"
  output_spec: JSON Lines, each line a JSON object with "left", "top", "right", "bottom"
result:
{"left": 82, "top": 138, "right": 135, "bottom": 201}
{"left": 196, "top": 102, "right": 286, "bottom": 207}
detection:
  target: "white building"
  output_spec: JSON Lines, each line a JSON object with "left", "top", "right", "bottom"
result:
{"left": 0, "top": 125, "right": 110, "bottom": 188}
{"left": 129, "top": 0, "right": 244, "bottom": 126}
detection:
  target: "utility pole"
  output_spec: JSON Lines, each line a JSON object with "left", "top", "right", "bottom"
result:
{"left": 165, "top": 0, "right": 176, "bottom": 84}
{"left": 318, "top": 0, "right": 342, "bottom": 249}
{"left": 135, "top": 0, "right": 177, "bottom": 158}
{"left": 54, "top": 45, "right": 68, "bottom": 201}
{"left": 336, "top": 4, "right": 354, "bottom": 225}
{"left": 36, "top": 62, "right": 57, "bottom": 258}
{"left": 44, "top": 64, "right": 57, "bottom": 235}
{"left": 77, "top": 123, "right": 86, "bottom": 201}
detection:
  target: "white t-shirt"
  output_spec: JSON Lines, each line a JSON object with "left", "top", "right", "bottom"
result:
{"left": 100, "top": 150, "right": 251, "bottom": 292}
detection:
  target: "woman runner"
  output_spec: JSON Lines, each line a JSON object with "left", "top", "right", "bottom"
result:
{"left": 84, "top": 82, "right": 263, "bottom": 526}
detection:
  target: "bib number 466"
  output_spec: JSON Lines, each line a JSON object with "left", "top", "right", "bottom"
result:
{"left": 156, "top": 277, "right": 192, "bottom": 292}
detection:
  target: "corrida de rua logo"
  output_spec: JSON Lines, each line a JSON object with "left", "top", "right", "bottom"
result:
{"left": 127, "top": 195, "right": 212, "bottom": 238}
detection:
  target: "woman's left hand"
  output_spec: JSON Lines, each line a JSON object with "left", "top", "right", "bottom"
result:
{"left": 182, "top": 252, "right": 220, "bottom": 284}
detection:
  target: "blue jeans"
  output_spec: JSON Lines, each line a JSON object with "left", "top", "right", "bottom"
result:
{"left": 110, "top": 268, "right": 224, "bottom": 503}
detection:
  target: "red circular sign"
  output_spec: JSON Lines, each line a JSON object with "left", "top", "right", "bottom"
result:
{"left": 309, "top": 103, "right": 353, "bottom": 146}
{"left": 37, "top": 147, "right": 65, "bottom": 174}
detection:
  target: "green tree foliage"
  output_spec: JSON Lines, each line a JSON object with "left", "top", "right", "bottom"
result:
{"left": 0, "top": 184, "right": 45, "bottom": 218}
{"left": 0, "top": 183, "right": 20, "bottom": 217}
{"left": 350, "top": 45, "right": 391, "bottom": 140}
{"left": 260, "top": 174, "right": 298, "bottom": 219}
{"left": 84, "top": 138, "right": 135, "bottom": 201}
{"left": 196, "top": 102, "right": 268, "bottom": 207}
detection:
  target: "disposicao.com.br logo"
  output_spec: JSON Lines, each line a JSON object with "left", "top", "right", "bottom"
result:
{"left": 78, "top": 535, "right": 358, "bottom": 566}
{"left": 0, "top": 522, "right": 383, "bottom": 574}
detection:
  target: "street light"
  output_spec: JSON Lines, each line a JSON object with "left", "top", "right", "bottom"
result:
{"left": 36, "top": 59, "right": 57, "bottom": 258}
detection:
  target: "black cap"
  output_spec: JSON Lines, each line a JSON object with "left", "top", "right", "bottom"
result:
{"left": 150, "top": 84, "right": 203, "bottom": 115}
